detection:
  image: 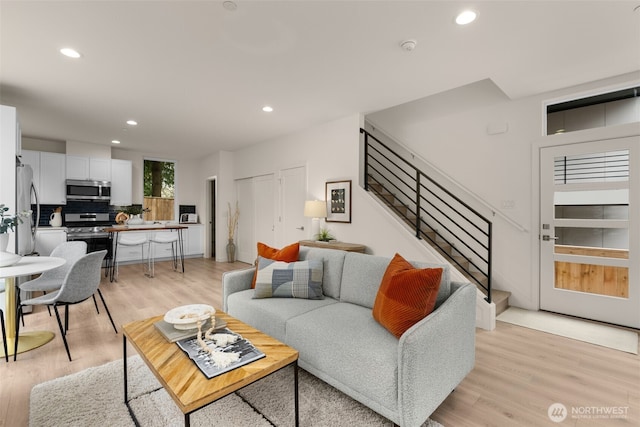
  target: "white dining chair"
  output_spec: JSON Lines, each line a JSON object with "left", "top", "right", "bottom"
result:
{"left": 14, "top": 250, "right": 116, "bottom": 362}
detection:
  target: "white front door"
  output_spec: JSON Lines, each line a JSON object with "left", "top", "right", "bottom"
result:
{"left": 539, "top": 136, "right": 639, "bottom": 328}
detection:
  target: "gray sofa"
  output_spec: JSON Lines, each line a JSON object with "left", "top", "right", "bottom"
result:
{"left": 223, "top": 247, "right": 476, "bottom": 427}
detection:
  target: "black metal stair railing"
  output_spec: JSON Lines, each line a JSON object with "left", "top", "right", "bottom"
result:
{"left": 361, "top": 128, "right": 493, "bottom": 302}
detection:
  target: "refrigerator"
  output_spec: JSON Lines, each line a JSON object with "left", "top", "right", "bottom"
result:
{"left": 15, "top": 162, "right": 39, "bottom": 313}
{"left": 16, "top": 162, "right": 39, "bottom": 256}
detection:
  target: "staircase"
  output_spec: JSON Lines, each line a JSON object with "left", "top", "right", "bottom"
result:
{"left": 361, "top": 128, "right": 510, "bottom": 317}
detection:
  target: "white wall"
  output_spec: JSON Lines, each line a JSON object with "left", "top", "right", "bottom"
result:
{"left": 197, "top": 150, "right": 237, "bottom": 261}
{"left": 366, "top": 72, "right": 640, "bottom": 309}
{"left": 66, "top": 140, "right": 110, "bottom": 158}
{"left": 22, "top": 137, "right": 65, "bottom": 153}
{"left": 211, "top": 113, "right": 450, "bottom": 264}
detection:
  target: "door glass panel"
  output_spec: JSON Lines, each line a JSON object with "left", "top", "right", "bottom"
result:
{"left": 554, "top": 150, "right": 629, "bottom": 184}
{"left": 552, "top": 150, "right": 629, "bottom": 298}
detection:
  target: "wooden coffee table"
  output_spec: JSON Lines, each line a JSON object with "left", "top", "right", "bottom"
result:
{"left": 122, "top": 311, "right": 299, "bottom": 427}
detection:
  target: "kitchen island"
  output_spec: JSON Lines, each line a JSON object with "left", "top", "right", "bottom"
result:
{"left": 104, "top": 224, "right": 187, "bottom": 282}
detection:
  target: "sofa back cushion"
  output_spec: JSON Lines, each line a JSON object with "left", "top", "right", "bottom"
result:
{"left": 253, "top": 257, "right": 324, "bottom": 299}
{"left": 298, "top": 247, "right": 347, "bottom": 300}
{"left": 373, "top": 253, "right": 443, "bottom": 338}
{"left": 252, "top": 242, "right": 300, "bottom": 288}
{"left": 340, "top": 252, "right": 451, "bottom": 309}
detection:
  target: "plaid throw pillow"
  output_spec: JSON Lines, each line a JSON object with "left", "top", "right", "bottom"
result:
{"left": 253, "top": 256, "right": 324, "bottom": 299}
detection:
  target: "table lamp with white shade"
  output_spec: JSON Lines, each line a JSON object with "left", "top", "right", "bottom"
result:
{"left": 304, "top": 200, "right": 327, "bottom": 240}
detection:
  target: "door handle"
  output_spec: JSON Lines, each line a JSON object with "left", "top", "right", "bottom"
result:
{"left": 296, "top": 226, "right": 305, "bottom": 230}
{"left": 542, "top": 235, "right": 559, "bottom": 241}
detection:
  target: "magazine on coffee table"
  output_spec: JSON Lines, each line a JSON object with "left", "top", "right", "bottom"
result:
{"left": 176, "top": 328, "right": 265, "bottom": 379}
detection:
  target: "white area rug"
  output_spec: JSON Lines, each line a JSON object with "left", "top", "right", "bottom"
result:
{"left": 497, "top": 307, "right": 638, "bottom": 354}
{"left": 30, "top": 356, "right": 444, "bottom": 427}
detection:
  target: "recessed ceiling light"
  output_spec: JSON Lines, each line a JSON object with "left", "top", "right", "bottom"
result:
{"left": 111, "top": 140, "right": 121, "bottom": 144}
{"left": 126, "top": 120, "right": 138, "bottom": 126}
{"left": 455, "top": 10, "right": 477, "bottom": 25}
{"left": 262, "top": 106, "right": 274, "bottom": 112}
{"left": 60, "top": 48, "right": 82, "bottom": 58}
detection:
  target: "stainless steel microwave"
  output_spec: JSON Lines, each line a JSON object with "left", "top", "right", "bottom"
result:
{"left": 66, "top": 179, "right": 111, "bottom": 201}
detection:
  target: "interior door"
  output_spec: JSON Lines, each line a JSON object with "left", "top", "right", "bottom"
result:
{"left": 209, "top": 178, "right": 216, "bottom": 258}
{"left": 539, "top": 136, "right": 639, "bottom": 328}
{"left": 235, "top": 174, "right": 275, "bottom": 263}
{"left": 254, "top": 174, "right": 276, "bottom": 250}
{"left": 235, "top": 178, "right": 254, "bottom": 263}
{"left": 279, "top": 166, "right": 307, "bottom": 246}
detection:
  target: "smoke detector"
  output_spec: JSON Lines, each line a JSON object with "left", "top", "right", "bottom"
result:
{"left": 400, "top": 39, "right": 417, "bottom": 52}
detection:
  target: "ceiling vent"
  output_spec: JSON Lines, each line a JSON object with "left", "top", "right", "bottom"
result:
{"left": 400, "top": 39, "right": 417, "bottom": 52}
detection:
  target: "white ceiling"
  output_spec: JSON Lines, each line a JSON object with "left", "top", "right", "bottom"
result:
{"left": 1, "top": 1, "right": 639, "bottom": 160}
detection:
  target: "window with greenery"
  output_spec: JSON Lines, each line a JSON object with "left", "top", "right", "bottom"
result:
{"left": 143, "top": 159, "right": 175, "bottom": 221}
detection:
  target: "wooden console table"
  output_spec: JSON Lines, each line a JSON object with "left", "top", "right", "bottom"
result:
{"left": 299, "top": 240, "right": 366, "bottom": 253}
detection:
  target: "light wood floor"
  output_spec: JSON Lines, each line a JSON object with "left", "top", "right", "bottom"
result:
{"left": 1, "top": 258, "right": 638, "bottom": 427}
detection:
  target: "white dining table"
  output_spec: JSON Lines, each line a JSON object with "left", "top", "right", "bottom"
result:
{"left": 0, "top": 256, "right": 66, "bottom": 357}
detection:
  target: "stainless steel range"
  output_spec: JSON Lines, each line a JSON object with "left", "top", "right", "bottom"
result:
{"left": 65, "top": 212, "right": 113, "bottom": 264}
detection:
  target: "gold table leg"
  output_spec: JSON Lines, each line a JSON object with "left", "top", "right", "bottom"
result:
{"left": 2, "top": 277, "right": 55, "bottom": 357}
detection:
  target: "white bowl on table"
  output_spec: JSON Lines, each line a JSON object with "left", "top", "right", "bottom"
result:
{"left": 164, "top": 304, "right": 215, "bottom": 330}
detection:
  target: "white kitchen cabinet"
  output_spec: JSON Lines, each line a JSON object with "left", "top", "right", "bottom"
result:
{"left": 21, "top": 150, "right": 66, "bottom": 204}
{"left": 186, "top": 224, "right": 204, "bottom": 256}
{"left": 39, "top": 152, "right": 67, "bottom": 204}
{"left": 35, "top": 227, "right": 67, "bottom": 256}
{"left": 66, "top": 155, "right": 88, "bottom": 180}
{"left": 66, "top": 155, "right": 111, "bottom": 181}
{"left": 110, "top": 159, "right": 132, "bottom": 206}
{"left": 1, "top": 106, "right": 19, "bottom": 249}
{"left": 90, "top": 158, "right": 111, "bottom": 180}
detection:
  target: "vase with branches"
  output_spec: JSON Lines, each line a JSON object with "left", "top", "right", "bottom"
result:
{"left": 226, "top": 202, "right": 240, "bottom": 262}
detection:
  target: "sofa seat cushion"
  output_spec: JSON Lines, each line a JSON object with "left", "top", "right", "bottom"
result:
{"left": 226, "top": 289, "right": 338, "bottom": 343}
{"left": 285, "top": 302, "right": 398, "bottom": 413}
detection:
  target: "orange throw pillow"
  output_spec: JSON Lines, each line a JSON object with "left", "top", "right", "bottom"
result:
{"left": 251, "top": 242, "right": 300, "bottom": 288}
{"left": 373, "top": 253, "right": 443, "bottom": 338}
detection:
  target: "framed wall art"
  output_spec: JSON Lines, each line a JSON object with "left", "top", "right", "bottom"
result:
{"left": 325, "top": 180, "right": 351, "bottom": 223}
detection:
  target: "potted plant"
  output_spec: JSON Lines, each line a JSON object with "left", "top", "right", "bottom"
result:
{"left": 121, "top": 205, "right": 150, "bottom": 225}
{"left": 315, "top": 228, "right": 335, "bottom": 242}
{"left": 1, "top": 204, "right": 31, "bottom": 266}
{"left": 1, "top": 204, "right": 29, "bottom": 251}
